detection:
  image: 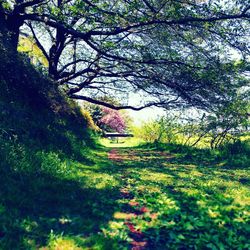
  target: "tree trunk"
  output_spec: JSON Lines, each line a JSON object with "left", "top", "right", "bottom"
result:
{"left": 0, "top": 4, "right": 5, "bottom": 24}
{"left": 2, "top": 7, "right": 23, "bottom": 50}
{"left": 48, "top": 28, "right": 66, "bottom": 79}
{"left": 191, "top": 131, "right": 208, "bottom": 147}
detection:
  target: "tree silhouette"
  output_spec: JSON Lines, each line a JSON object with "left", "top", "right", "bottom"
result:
{"left": 1, "top": 0, "right": 249, "bottom": 110}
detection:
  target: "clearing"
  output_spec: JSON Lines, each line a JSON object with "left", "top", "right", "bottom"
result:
{"left": 0, "top": 146, "right": 249, "bottom": 250}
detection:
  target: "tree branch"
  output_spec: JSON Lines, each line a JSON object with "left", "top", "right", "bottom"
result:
{"left": 15, "top": 0, "right": 46, "bottom": 12}
{"left": 26, "top": 22, "right": 49, "bottom": 61}
{"left": 70, "top": 94, "right": 178, "bottom": 110}
{"left": 58, "top": 59, "right": 89, "bottom": 74}
{"left": 84, "top": 38, "right": 203, "bottom": 69}
{"left": 56, "top": 67, "right": 95, "bottom": 85}
{"left": 242, "top": 6, "right": 250, "bottom": 14}
{"left": 22, "top": 10, "right": 250, "bottom": 41}
{"left": 142, "top": 0, "right": 157, "bottom": 13}
{"left": 67, "top": 71, "right": 99, "bottom": 95}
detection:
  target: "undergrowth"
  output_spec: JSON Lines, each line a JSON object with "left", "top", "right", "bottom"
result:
{"left": 137, "top": 139, "right": 250, "bottom": 169}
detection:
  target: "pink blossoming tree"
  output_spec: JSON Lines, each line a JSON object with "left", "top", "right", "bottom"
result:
{"left": 100, "top": 107, "right": 126, "bottom": 133}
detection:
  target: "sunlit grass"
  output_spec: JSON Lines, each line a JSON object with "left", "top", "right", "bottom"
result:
{"left": 1, "top": 145, "right": 249, "bottom": 249}
{"left": 101, "top": 147, "right": 250, "bottom": 249}
{"left": 99, "top": 137, "right": 144, "bottom": 147}
{"left": 79, "top": 171, "right": 119, "bottom": 189}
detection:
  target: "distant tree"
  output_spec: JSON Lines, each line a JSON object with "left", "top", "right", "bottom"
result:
{"left": 86, "top": 105, "right": 103, "bottom": 129}
{"left": 0, "top": 0, "right": 249, "bottom": 110}
{"left": 137, "top": 115, "right": 180, "bottom": 143}
{"left": 99, "top": 107, "right": 126, "bottom": 133}
{"left": 180, "top": 96, "right": 250, "bottom": 148}
{"left": 206, "top": 98, "right": 250, "bottom": 148}
{"left": 82, "top": 100, "right": 129, "bottom": 132}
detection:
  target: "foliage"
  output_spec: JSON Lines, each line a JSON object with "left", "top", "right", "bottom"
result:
{"left": 100, "top": 107, "right": 126, "bottom": 133}
{"left": 1, "top": 0, "right": 250, "bottom": 110}
{"left": 140, "top": 138, "right": 250, "bottom": 169}
{"left": 204, "top": 98, "right": 250, "bottom": 148}
{"left": 18, "top": 35, "right": 48, "bottom": 67}
{"left": 178, "top": 98, "right": 250, "bottom": 148}
{"left": 134, "top": 97, "right": 249, "bottom": 148}
{"left": 0, "top": 8, "right": 249, "bottom": 249}
{"left": 218, "top": 140, "right": 250, "bottom": 168}
{"left": 79, "top": 108, "right": 101, "bottom": 132}
{"left": 134, "top": 115, "right": 179, "bottom": 143}
{"left": 84, "top": 104, "right": 129, "bottom": 133}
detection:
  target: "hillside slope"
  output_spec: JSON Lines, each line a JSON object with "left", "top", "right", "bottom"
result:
{"left": 0, "top": 21, "right": 99, "bottom": 249}
{"left": 0, "top": 21, "right": 95, "bottom": 165}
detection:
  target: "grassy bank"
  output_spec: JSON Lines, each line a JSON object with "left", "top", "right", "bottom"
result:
{"left": 0, "top": 22, "right": 100, "bottom": 249}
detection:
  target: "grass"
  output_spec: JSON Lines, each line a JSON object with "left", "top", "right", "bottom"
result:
{"left": 0, "top": 148, "right": 122, "bottom": 249}
{"left": 1, "top": 143, "right": 249, "bottom": 249}
{"left": 99, "top": 137, "right": 143, "bottom": 148}
{"left": 101, "top": 146, "right": 250, "bottom": 249}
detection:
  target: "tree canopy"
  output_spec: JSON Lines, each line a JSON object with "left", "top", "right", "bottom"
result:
{"left": 1, "top": 0, "right": 250, "bottom": 110}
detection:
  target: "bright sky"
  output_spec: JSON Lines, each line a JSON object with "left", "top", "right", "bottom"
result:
{"left": 128, "top": 107, "right": 166, "bottom": 126}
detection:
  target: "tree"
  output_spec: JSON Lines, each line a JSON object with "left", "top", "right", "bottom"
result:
{"left": 1, "top": 0, "right": 249, "bottom": 110}
{"left": 99, "top": 107, "right": 126, "bottom": 133}
{"left": 82, "top": 100, "right": 129, "bottom": 132}
{"left": 206, "top": 97, "right": 250, "bottom": 148}
{"left": 137, "top": 115, "right": 180, "bottom": 143}
{"left": 178, "top": 95, "right": 250, "bottom": 148}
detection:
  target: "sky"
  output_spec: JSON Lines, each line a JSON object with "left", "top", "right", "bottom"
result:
{"left": 128, "top": 106, "right": 166, "bottom": 126}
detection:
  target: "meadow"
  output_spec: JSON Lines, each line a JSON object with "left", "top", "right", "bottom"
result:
{"left": 1, "top": 138, "right": 249, "bottom": 250}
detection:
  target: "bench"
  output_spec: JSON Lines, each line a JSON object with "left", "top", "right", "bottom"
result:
{"left": 103, "top": 132, "right": 134, "bottom": 138}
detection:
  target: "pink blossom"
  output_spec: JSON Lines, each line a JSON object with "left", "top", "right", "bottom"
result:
{"left": 100, "top": 108, "right": 126, "bottom": 132}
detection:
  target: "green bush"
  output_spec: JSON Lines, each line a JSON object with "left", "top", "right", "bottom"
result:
{"left": 221, "top": 140, "right": 250, "bottom": 155}
{"left": 36, "top": 151, "right": 72, "bottom": 177}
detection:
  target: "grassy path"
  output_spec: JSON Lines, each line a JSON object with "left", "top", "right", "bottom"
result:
{"left": 107, "top": 148, "right": 180, "bottom": 250}
{"left": 104, "top": 147, "right": 250, "bottom": 250}
{"left": 108, "top": 149, "right": 149, "bottom": 249}
{"left": 0, "top": 146, "right": 249, "bottom": 249}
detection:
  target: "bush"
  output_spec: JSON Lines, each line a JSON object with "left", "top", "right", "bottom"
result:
{"left": 221, "top": 140, "right": 250, "bottom": 155}
{"left": 217, "top": 140, "right": 250, "bottom": 168}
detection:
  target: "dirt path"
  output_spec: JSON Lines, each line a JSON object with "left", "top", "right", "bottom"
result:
{"left": 108, "top": 149, "right": 155, "bottom": 250}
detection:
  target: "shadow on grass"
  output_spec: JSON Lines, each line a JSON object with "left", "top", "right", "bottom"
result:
{"left": 99, "top": 147, "right": 250, "bottom": 249}
{"left": 0, "top": 166, "right": 121, "bottom": 249}
{"left": 0, "top": 144, "right": 249, "bottom": 249}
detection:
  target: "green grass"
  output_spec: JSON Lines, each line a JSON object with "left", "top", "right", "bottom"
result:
{"left": 101, "top": 147, "right": 250, "bottom": 249}
{"left": 1, "top": 144, "right": 249, "bottom": 249}
{"left": 0, "top": 148, "right": 122, "bottom": 249}
{"left": 99, "top": 137, "right": 144, "bottom": 148}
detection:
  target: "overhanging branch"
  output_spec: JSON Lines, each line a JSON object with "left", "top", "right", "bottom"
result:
{"left": 22, "top": 10, "right": 250, "bottom": 40}
{"left": 70, "top": 94, "right": 178, "bottom": 110}
{"left": 15, "top": 0, "right": 46, "bottom": 12}
{"left": 26, "top": 22, "right": 49, "bottom": 61}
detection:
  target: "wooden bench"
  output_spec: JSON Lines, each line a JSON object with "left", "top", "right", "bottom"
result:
{"left": 103, "top": 132, "right": 134, "bottom": 138}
